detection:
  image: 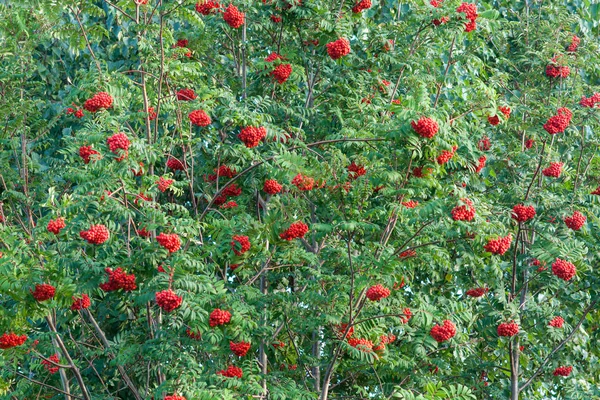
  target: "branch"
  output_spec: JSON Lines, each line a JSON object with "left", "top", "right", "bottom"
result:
{"left": 8, "top": 370, "right": 82, "bottom": 399}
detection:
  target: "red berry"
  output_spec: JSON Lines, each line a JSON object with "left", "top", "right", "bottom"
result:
{"left": 475, "top": 155, "right": 486, "bottom": 173}
{"left": 352, "top": 0, "right": 371, "bottom": 13}
{"left": 230, "top": 341, "right": 251, "bottom": 357}
{"left": 525, "top": 138, "right": 535, "bottom": 149}
{"left": 484, "top": 234, "right": 512, "bottom": 255}
{"left": 164, "top": 395, "right": 186, "bottom": 400}
{"left": 209, "top": 308, "right": 232, "bottom": 327}
{"left": 106, "top": 133, "right": 130, "bottom": 161}
{"left": 155, "top": 289, "right": 183, "bottom": 312}
{"left": 346, "top": 162, "right": 366, "bottom": 179}
{"left": 542, "top": 162, "right": 564, "bottom": 178}
{"left": 231, "top": 235, "right": 250, "bottom": 255}
{"left": 411, "top": 117, "right": 439, "bottom": 139}
{"left": 553, "top": 366, "right": 573, "bottom": 377}
{"left": 83, "top": 92, "right": 113, "bottom": 113}
{"left": 512, "top": 204, "right": 536, "bottom": 223}
{"left": 430, "top": 320, "right": 456, "bottom": 342}
{"left": 189, "top": 109, "right": 212, "bottom": 127}
{"left": 291, "top": 173, "right": 315, "bottom": 191}
{"left": 564, "top": 211, "right": 586, "bottom": 231}
{"left": 208, "top": 165, "right": 237, "bottom": 181}
{"left": 543, "top": 107, "right": 572, "bottom": 134}
{"left": 223, "top": 4, "right": 245, "bottom": 28}
{"left": 41, "top": 354, "right": 61, "bottom": 374}
{"left": 167, "top": 157, "right": 186, "bottom": 171}
{"left": 238, "top": 126, "right": 267, "bottom": 148}
{"left": 176, "top": 88, "right": 197, "bottom": 101}
{"left": 216, "top": 365, "right": 243, "bottom": 378}
{"left": 334, "top": 323, "right": 354, "bottom": 339}
{"left": 157, "top": 177, "right": 174, "bottom": 192}
{"left": 47, "top": 217, "right": 66, "bottom": 234}
{"left": 347, "top": 337, "right": 374, "bottom": 352}
{"left": 156, "top": 233, "right": 181, "bottom": 253}
{"left": 437, "top": 147, "right": 457, "bottom": 165}
{"left": 79, "top": 145, "right": 100, "bottom": 164}
{"left": 71, "top": 294, "right": 91, "bottom": 311}
{"left": 465, "top": 287, "right": 488, "bottom": 298}
{"left": 99, "top": 267, "right": 137, "bottom": 292}
{"left": 195, "top": 1, "right": 220, "bottom": 15}
{"left": 279, "top": 222, "right": 309, "bottom": 241}
{"left": 580, "top": 92, "right": 600, "bottom": 108}
{"left": 271, "top": 64, "right": 292, "bottom": 84}
{"left": 186, "top": 328, "right": 202, "bottom": 340}
{"left": 263, "top": 179, "right": 282, "bottom": 194}
{"left": 402, "top": 200, "right": 419, "bottom": 208}
{"left": 400, "top": 307, "right": 412, "bottom": 323}
{"left": 567, "top": 35, "right": 580, "bottom": 52}
{"left": 549, "top": 316, "right": 564, "bottom": 328}
{"left": 80, "top": 224, "right": 110, "bottom": 245}
{"left": 497, "top": 322, "right": 519, "bottom": 337}
{"left": 326, "top": 38, "right": 351, "bottom": 60}
{"left": 487, "top": 115, "right": 500, "bottom": 126}
{"left": 552, "top": 258, "right": 576, "bottom": 281}
{"left": 365, "top": 284, "right": 391, "bottom": 301}
{"left": 31, "top": 283, "right": 56, "bottom": 302}
{"left": 451, "top": 198, "right": 476, "bottom": 221}
{"left": 0, "top": 333, "right": 27, "bottom": 349}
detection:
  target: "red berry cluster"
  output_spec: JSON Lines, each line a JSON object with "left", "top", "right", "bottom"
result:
{"left": 189, "top": 109, "right": 212, "bottom": 126}
{"left": 512, "top": 204, "right": 536, "bottom": 223}
{"left": 238, "top": 126, "right": 267, "bottom": 148}
{"left": 352, "top": 0, "right": 371, "bottom": 13}
{"left": 209, "top": 308, "right": 232, "bottom": 327}
{"left": 214, "top": 183, "right": 242, "bottom": 206}
{"left": 456, "top": 2, "right": 478, "bottom": 31}
{"left": 271, "top": 64, "right": 292, "bottom": 84}
{"left": 346, "top": 162, "right": 366, "bottom": 181}
{"left": 263, "top": 179, "right": 282, "bottom": 194}
{"left": 478, "top": 136, "right": 491, "bottom": 151}
{"left": 208, "top": 165, "right": 237, "bottom": 181}
{"left": 543, "top": 107, "right": 572, "bottom": 134}
{"left": 475, "top": 155, "right": 486, "bottom": 173}
{"left": 334, "top": 323, "right": 354, "bottom": 339}
{"left": 230, "top": 341, "right": 251, "bottom": 357}
{"left": 365, "top": 284, "right": 391, "bottom": 301}
{"left": 66, "top": 106, "right": 84, "bottom": 118}
{"left": 79, "top": 145, "right": 100, "bottom": 164}
{"left": 552, "top": 258, "right": 576, "bottom": 281}
{"left": 432, "top": 16, "right": 449, "bottom": 26}
{"left": 265, "top": 52, "right": 282, "bottom": 62}
{"left": 436, "top": 146, "right": 457, "bottom": 165}
{"left": 0, "top": 332, "right": 27, "bottom": 349}
{"left": 451, "top": 198, "right": 476, "bottom": 221}
{"left": 580, "top": 93, "right": 600, "bottom": 107}
{"left": 553, "top": 366, "right": 573, "bottom": 377}
{"left": 400, "top": 307, "right": 412, "bottom": 323}
{"left": 164, "top": 395, "right": 186, "bottom": 400}
{"left": 291, "top": 173, "right": 315, "bottom": 191}
{"left": 465, "top": 287, "right": 488, "bottom": 298}
{"left": 177, "top": 88, "right": 196, "bottom": 101}
{"left": 549, "top": 316, "right": 564, "bottom": 328}
{"left": 231, "top": 235, "right": 251, "bottom": 255}
{"left": 497, "top": 322, "right": 519, "bottom": 337}
{"left": 402, "top": 200, "right": 419, "bottom": 208}
{"left": 546, "top": 64, "right": 570, "bottom": 78}
{"left": 279, "top": 221, "right": 309, "bottom": 241}
{"left": 41, "top": 354, "right": 60, "bottom": 374}
{"left": 167, "top": 157, "right": 186, "bottom": 171}
{"left": 347, "top": 337, "right": 374, "bottom": 352}
{"left": 106, "top": 133, "right": 130, "bottom": 161}
{"left": 326, "top": 38, "right": 351, "bottom": 60}
{"left": 487, "top": 115, "right": 500, "bottom": 126}
{"left": 484, "top": 234, "right": 512, "bottom": 255}
{"left": 47, "top": 217, "right": 66, "bottom": 234}
{"left": 83, "top": 92, "right": 113, "bottom": 112}
{"left": 156, "top": 233, "right": 181, "bottom": 253}
{"left": 411, "top": 117, "right": 439, "bottom": 139}
{"left": 430, "top": 320, "right": 456, "bottom": 343}
{"left": 217, "top": 365, "right": 243, "bottom": 378}
{"left": 80, "top": 224, "right": 110, "bottom": 244}
{"left": 31, "top": 283, "right": 56, "bottom": 302}
{"left": 195, "top": 1, "right": 220, "bottom": 15}
{"left": 71, "top": 294, "right": 91, "bottom": 311}
{"left": 157, "top": 177, "right": 174, "bottom": 192}
{"left": 525, "top": 138, "right": 535, "bottom": 149}
{"left": 223, "top": 4, "right": 244, "bottom": 28}
{"left": 373, "top": 333, "right": 396, "bottom": 352}
{"left": 542, "top": 162, "right": 563, "bottom": 178}
{"left": 155, "top": 289, "right": 183, "bottom": 312}
{"left": 186, "top": 328, "right": 202, "bottom": 340}
{"left": 99, "top": 267, "right": 137, "bottom": 292}
{"left": 564, "top": 211, "right": 586, "bottom": 231}
{"left": 499, "top": 106, "right": 511, "bottom": 118}
{"left": 567, "top": 35, "right": 580, "bottom": 52}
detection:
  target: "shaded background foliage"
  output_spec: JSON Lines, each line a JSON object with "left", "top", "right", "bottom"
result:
{"left": 1, "top": 0, "right": 600, "bottom": 399}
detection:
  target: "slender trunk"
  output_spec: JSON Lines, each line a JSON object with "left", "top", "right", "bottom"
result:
{"left": 259, "top": 238, "right": 269, "bottom": 398}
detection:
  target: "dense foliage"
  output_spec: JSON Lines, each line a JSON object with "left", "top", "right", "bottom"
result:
{"left": 1, "top": 0, "right": 600, "bottom": 399}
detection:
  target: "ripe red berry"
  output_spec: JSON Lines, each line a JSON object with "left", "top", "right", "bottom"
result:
{"left": 497, "top": 322, "right": 519, "bottom": 337}
{"left": 208, "top": 165, "right": 237, "bottom": 181}
{"left": 0, "top": 332, "right": 27, "bottom": 349}
{"left": 279, "top": 222, "right": 309, "bottom": 241}
{"left": 230, "top": 341, "right": 251, "bottom": 357}
{"left": 347, "top": 337, "right": 374, "bottom": 352}
{"left": 552, "top": 258, "right": 576, "bottom": 281}
{"left": 71, "top": 294, "right": 91, "bottom": 311}
{"left": 41, "top": 354, "right": 60, "bottom": 374}
{"left": 186, "top": 328, "right": 202, "bottom": 340}
{"left": 106, "top": 133, "right": 130, "bottom": 161}
{"left": 189, "top": 109, "right": 212, "bottom": 126}
{"left": 475, "top": 155, "right": 487, "bottom": 173}
{"left": 164, "top": 395, "right": 186, "bottom": 400}
{"left": 167, "top": 157, "right": 186, "bottom": 171}
{"left": 487, "top": 115, "right": 500, "bottom": 126}
{"left": 80, "top": 224, "right": 110, "bottom": 245}
{"left": 238, "top": 126, "right": 267, "bottom": 148}
{"left": 484, "top": 234, "right": 512, "bottom": 255}
{"left": 465, "top": 287, "right": 488, "bottom": 298}
{"left": 545, "top": 64, "right": 570, "bottom": 78}
{"left": 400, "top": 307, "right": 412, "bottom": 323}
{"left": 411, "top": 117, "right": 439, "bottom": 139}
{"left": 549, "top": 316, "right": 564, "bottom": 328}
{"left": 352, "top": 0, "right": 371, "bottom": 13}
{"left": 291, "top": 173, "right": 315, "bottom": 191}
{"left": 334, "top": 323, "right": 354, "bottom": 339}
{"left": 83, "top": 92, "right": 113, "bottom": 113}
{"left": 553, "top": 366, "right": 573, "bottom": 377}
{"left": 512, "top": 204, "right": 536, "bottom": 223}
{"left": 271, "top": 15, "right": 282, "bottom": 23}
{"left": 402, "top": 200, "right": 419, "bottom": 208}
{"left": 209, "top": 308, "right": 232, "bottom": 327}
{"left": 176, "top": 88, "right": 197, "bottom": 101}
{"left": 564, "top": 211, "right": 586, "bottom": 231}
{"left": 31, "top": 283, "right": 56, "bottom": 302}
{"left": 580, "top": 93, "right": 600, "bottom": 108}
{"left": 567, "top": 35, "right": 580, "bottom": 52}
{"left": 263, "top": 179, "right": 282, "bottom": 194}
{"left": 366, "top": 284, "right": 391, "bottom": 301}
{"left": 525, "top": 138, "right": 535, "bottom": 149}
{"left": 231, "top": 235, "right": 251, "bottom": 255}
{"left": 217, "top": 365, "right": 243, "bottom": 378}
{"left": 451, "top": 198, "right": 476, "bottom": 221}
{"left": 430, "top": 320, "right": 456, "bottom": 343}
{"left": 156, "top": 233, "right": 181, "bottom": 253}
{"left": 155, "top": 289, "right": 183, "bottom": 312}
{"left": 543, "top": 107, "right": 572, "bottom": 134}
{"left": 326, "top": 38, "right": 351, "bottom": 60}
{"left": 271, "top": 64, "right": 292, "bottom": 84}
{"left": 157, "top": 177, "right": 174, "bottom": 192}
{"left": 47, "top": 217, "right": 66, "bottom": 234}
{"left": 99, "top": 267, "right": 137, "bottom": 292}
{"left": 79, "top": 145, "right": 100, "bottom": 164}
{"left": 195, "top": 1, "right": 220, "bottom": 15}
{"left": 223, "top": 4, "right": 245, "bottom": 28}
{"left": 542, "top": 162, "right": 563, "bottom": 178}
